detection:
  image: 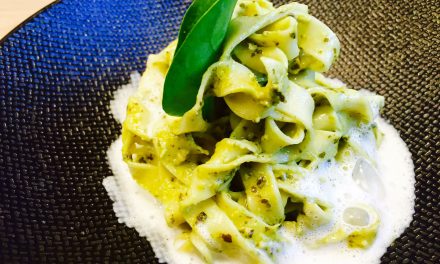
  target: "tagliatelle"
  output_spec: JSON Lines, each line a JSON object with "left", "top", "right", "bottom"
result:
{"left": 121, "top": 1, "right": 385, "bottom": 263}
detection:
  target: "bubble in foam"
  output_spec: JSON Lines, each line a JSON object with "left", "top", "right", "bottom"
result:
{"left": 343, "top": 207, "right": 370, "bottom": 227}
{"left": 352, "top": 158, "right": 385, "bottom": 198}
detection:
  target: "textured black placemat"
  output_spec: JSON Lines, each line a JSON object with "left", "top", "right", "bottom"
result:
{"left": 0, "top": 0, "right": 438, "bottom": 263}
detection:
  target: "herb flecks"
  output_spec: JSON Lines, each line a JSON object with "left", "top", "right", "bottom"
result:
{"left": 272, "top": 90, "right": 286, "bottom": 105}
{"left": 221, "top": 233, "right": 233, "bottom": 243}
{"left": 196, "top": 212, "right": 208, "bottom": 223}
{"left": 256, "top": 176, "right": 266, "bottom": 188}
{"left": 261, "top": 199, "right": 272, "bottom": 208}
{"left": 251, "top": 48, "right": 263, "bottom": 57}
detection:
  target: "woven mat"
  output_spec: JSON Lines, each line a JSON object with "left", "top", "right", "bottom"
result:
{"left": 0, "top": 0, "right": 438, "bottom": 263}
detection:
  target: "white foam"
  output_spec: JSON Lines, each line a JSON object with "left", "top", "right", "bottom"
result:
{"left": 275, "top": 118, "right": 415, "bottom": 264}
{"left": 103, "top": 74, "right": 415, "bottom": 264}
{"left": 110, "top": 72, "right": 141, "bottom": 123}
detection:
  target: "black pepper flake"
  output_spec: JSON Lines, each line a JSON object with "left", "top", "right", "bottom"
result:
{"left": 251, "top": 186, "right": 257, "bottom": 193}
{"left": 256, "top": 176, "right": 266, "bottom": 187}
{"left": 290, "top": 32, "right": 296, "bottom": 39}
{"left": 222, "top": 234, "right": 233, "bottom": 243}
{"left": 248, "top": 229, "right": 254, "bottom": 238}
{"left": 261, "top": 199, "right": 271, "bottom": 208}
{"left": 251, "top": 48, "right": 263, "bottom": 58}
{"left": 278, "top": 92, "right": 286, "bottom": 102}
{"left": 196, "top": 212, "right": 207, "bottom": 223}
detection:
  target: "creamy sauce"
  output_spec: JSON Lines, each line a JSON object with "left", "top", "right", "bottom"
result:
{"left": 103, "top": 74, "right": 415, "bottom": 264}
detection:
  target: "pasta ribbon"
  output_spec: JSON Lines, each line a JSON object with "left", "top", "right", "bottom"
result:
{"left": 250, "top": 16, "right": 300, "bottom": 61}
{"left": 233, "top": 0, "right": 274, "bottom": 17}
{"left": 241, "top": 163, "right": 285, "bottom": 225}
{"left": 185, "top": 139, "right": 270, "bottom": 206}
{"left": 184, "top": 199, "right": 274, "bottom": 263}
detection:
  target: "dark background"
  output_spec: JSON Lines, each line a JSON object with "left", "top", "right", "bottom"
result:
{"left": 0, "top": 0, "right": 438, "bottom": 263}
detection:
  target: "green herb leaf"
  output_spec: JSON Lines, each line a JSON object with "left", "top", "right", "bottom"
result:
{"left": 163, "top": 0, "right": 238, "bottom": 116}
{"left": 175, "top": 0, "right": 218, "bottom": 54}
{"left": 253, "top": 71, "right": 268, "bottom": 87}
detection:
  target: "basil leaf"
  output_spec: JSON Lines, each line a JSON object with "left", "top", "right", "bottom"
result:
{"left": 175, "top": 0, "right": 218, "bottom": 54}
{"left": 163, "top": 0, "right": 238, "bottom": 116}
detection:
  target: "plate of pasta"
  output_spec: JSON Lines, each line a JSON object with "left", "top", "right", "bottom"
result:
{"left": 0, "top": 0, "right": 437, "bottom": 263}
